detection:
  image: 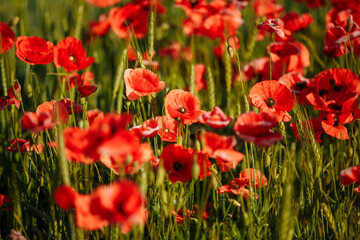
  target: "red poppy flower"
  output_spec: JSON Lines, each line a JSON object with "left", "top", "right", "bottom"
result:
{"left": 85, "top": 0, "right": 121, "bottom": 8}
{"left": 109, "top": 4, "right": 149, "bottom": 39}
{"left": 200, "top": 132, "right": 245, "bottom": 172}
{"left": 249, "top": 80, "right": 294, "bottom": 122}
{"left": 54, "top": 36, "right": 94, "bottom": 72}
{"left": 62, "top": 71, "right": 94, "bottom": 90}
{"left": 64, "top": 127, "right": 95, "bottom": 164}
{"left": 0, "top": 21, "right": 15, "bottom": 54}
{"left": 282, "top": 12, "right": 313, "bottom": 34}
{"left": 165, "top": 89, "right": 205, "bottom": 125}
{"left": 7, "top": 138, "right": 43, "bottom": 154}
{"left": 198, "top": 106, "right": 233, "bottom": 129}
{"left": 21, "top": 112, "right": 54, "bottom": 134}
{"left": 54, "top": 180, "right": 146, "bottom": 232}
{"left": 295, "top": 0, "right": 325, "bottom": 8}
{"left": 89, "top": 14, "right": 111, "bottom": 37}
{"left": 100, "top": 142, "right": 154, "bottom": 175}
{"left": 155, "top": 116, "right": 181, "bottom": 142}
{"left": 194, "top": 64, "right": 207, "bottom": 92}
{"left": 233, "top": 111, "right": 283, "bottom": 147}
{"left": 124, "top": 68, "right": 165, "bottom": 101}
{"left": 269, "top": 42, "right": 310, "bottom": 74}
{"left": 159, "top": 42, "right": 182, "bottom": 59}
{"left": 252, "top": 0, "right": 283, "bottom": 18}
{"left": 87, "top": 109, "right": 104, "bottom": 126}
{"left": 321, "top": 112, "right": 351, "bottom": 140}
{"left": 54, "top": 185, "right": 77, "bottom": 210}
{"left": 130, "top": 119, "right": 161, "bottom": 138}
{"left": 78, "top": 84, "right": 98, "bottom": 98}
{"left": 290, "top": 118, "right": 323, "bottom": 143}
{"left": 0, "top": 194, "right": 13, "bottom": 212}
{"left": 161, "top": 144, "right": 210, "bottom": 183}
{"left": 0, "top": 84, "right": 21, "bottom": 111}
{"left": 339, "top": 165, "right": 360, "bottom": 186}
{"left": 36, "top": 100, "right": 69, "bottom": 124}
{"left": 16, "top": 36, "right": 54, "bottom": 65}
{"left": 60, "top": 98, "right": 83, "bottom": 114}
{"left": 278, "top": 72, "right": 313, "bottom": 105}
{"left": 218, "top": 168, "right": 267, "bottom": 199}
{"left": 257, "top": 18, "right": 285, "bottom": 38}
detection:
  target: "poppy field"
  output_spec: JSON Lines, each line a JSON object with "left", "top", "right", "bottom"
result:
{"left": 1, "top": 0, "right": 360, "bottom": 239}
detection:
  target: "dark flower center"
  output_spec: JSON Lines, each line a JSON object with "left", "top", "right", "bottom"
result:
{"left": 319, "top": 89, "right": 328, "bottom": 96}
{"left": 173, "top": 162, "right": 183, "bottom": 171}
{"left": 122, "top": 19, "right": 133, "bottom": 28}
{"left": 333, "top": 116, "right": 339, "bottom": 126}
{"left": 328, "top": 103, "right": 342, "bottom": 111}
{"left": 295, "top": 81, "right": 307, "bottom": 90}
{"left": 333, "top": 85, "right": 342, "bottom": 92}
{"left": 190, "top": 0, "right": 199, "bottom": 7}
{"left": 178, "top": 107, "right": 187, "bottom": 114}
{"left": 330, "top": 78, "right": 336, "bottom": 86}
{"left": 69, "top": 55, "right": 76, "bottom": 62}
{"left": 266, "top": 97, "right": 277, "bottom": 107}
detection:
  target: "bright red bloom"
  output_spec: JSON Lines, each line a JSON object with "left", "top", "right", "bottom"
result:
{"left": 7, "top": 138, "right": 43, "bottom": 154}
{"left": 165, "top": 89, "right": 205, "bottom": 125}
{"left": 62, "top": 71, "right": 94, "bottom": 90}
{"left": 161, "top": 144, "right": 211, "bottom": 183}
{"left": 290, "top": 118, "right": 323, "bottom": 143}
{"left": 198, "top": 106, "right": 233, "bottom": 129}
{"left": 0, "top": 21, "right": 15, "bottom": 54}
{"left": 0, "top": 194, "right": 13, "bottom": 212}
{"left": 257, "top": 18, "right": 285, "bottom": 38}
{"left": 295, "top": 0, "right": 325, "bottom": 8}
{"left": 85, "top": 0, "right": 121, "bottom": 8}
{"left": 233, "top": 111, "right": 283, "bottom": 147}
{"left": 194, "top": 64, "right": 207, "bottom": 92}
{"left": 130, "top": 119, "right": 161, "bottom": 138}
{"left": 60, "top": 98, "right": 83, "bottom": 114}
{"left": 0, "top": 84, "right": 21, "bottom": 111}
{"left": 155, "top": 116, "right": 181, "bottom": 142}
{"left": 200, "top": 131, "right": 244, "bottom": 172}
{"left": 89, "top": 14, "right": 111, "bottom": 37}
{"left": 54, "top": 36, "right": 94, "bottom": 72}
{"left": 240, "top": 57, "right": 283, "bottom": 81}
{"left": 100, "top": 142, "right": 154, "bottom": 175}
{"left": 278, "top": 72, "right": 313, "bottom": 105}
{"left": 269, "top": 42, "right": 310, "bottom": 74}
{"left": 282, "top": 12, "right": 313, "bottom": 34}
{"left": 21, "top": 112, "right": 53, "bottom": 134}
{"left": 55, "top": 180, "right": 146, "bottom": 232}
{"left": 16, "top": 36, "right": 54, "bottom": 65}
{"left": 86, "top": 109, "right": 104, "bottom": 126}
{"left": 321, "top": 112, "right": 351, "bottom": 140}
{"left": 252, "top": 0, "right": 283, "bottom": 18}
{"left": 159, "top": 42, "right": 182, "bottom": 59}
{"left": 249, "top": 80, "right": 294, "bottom": 122}
{"left": 218, "top": 168, "right": 267, "bottom": 199}
{"left": 339, "top": 165, "right": 360, "bottom": 186}
{"left": 124, "top": 68, "right": 165, "bottom": 101}
{"left": 36, "top": 100, "right": 69, "bottom": 124}
{"left": 64, "top": 128, "right": 94, "bottom": 164}
{"left": 78, "top": 84, "right": 98, "bottom": 98}
{"left": 109, "top": 4, "right": 149, "bottom": 39}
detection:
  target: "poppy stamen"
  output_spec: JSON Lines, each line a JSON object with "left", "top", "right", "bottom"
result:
{"left": 266, "top": 97, "right": 277, "bottom": 108}
{"left": 164, "top": 128, "right": 170, "bottom": 133}
{"left": 69, "top": 55, "right": 76, "bottom": 63}
{"left": 173, "top": 162, "right": 183, "bottom": 171}
{"left": 295, "top": 81, "right": 307, "bottom": 90}
{"left": 333, "top": 85, "right": 342, "bottom": 91}
{"left": 330, "top": 78, "right": 336, "bottom": 86}
{"left": 178, "top": 107, "right": 187, "bottom": 114}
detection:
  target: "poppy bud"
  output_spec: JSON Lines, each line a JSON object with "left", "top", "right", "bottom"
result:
{"left": 192, "top": 157, "right": 200, "bottom": 180}
{"left": 160, "top": 187, "right": 168, "bottom": 205}
{"left": 347, "top": 15, "right": 353, "bottom": 32}
{"left": 227, "top": 45, "right": 234, "bottom": 58}
{"left": 195, "top": 140, "right": 201, "bottom": 152}
{"left": 229, "top": 199, "right": 241, "bottom": 207}
{"left": 156, "top": 161, "right": 165, "bottom": 186}
{"left": 25, "top": 83, "right": 33, "bottom": 97}
{"left": 8, "top": 17, "right": 19, "bottom": 27}
{"left": 210, "top": 175, "right": 218, "bottom": 190}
